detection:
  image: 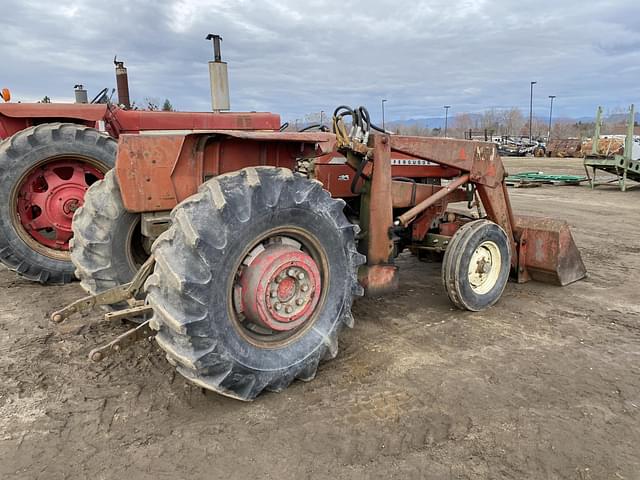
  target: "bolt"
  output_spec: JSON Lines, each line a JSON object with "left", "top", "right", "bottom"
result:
{"left": 274, "top": 303, "right": 282, "bottom": 311}
{"left": 287, "top": 268, "right": 295, "bottom": 277}
{"left": 51, "top": 313, "right": 63, "bottom": 323}
{"left": 297, "top": 272, "right": 305, "bottom": 280}
{"left": 301, "top": 284, "right": 309, "bottom": 292}
{"left": 113, "top": 344, "right": 121, "bottom": 352}
{"left": 296, "top": 298, "right": 304, "bottom": 306}
{"left": 285, "top": 306, "right": 293, "bottom": 314}
{"left": 90, "top": 351, "right": 103, "bottom": 362}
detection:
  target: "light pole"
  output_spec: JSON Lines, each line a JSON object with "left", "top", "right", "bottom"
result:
{"left": 443, "top": 105, "right": 451, "bottom": 137}
{"left": 529, "top": 81, "right": 537, "bottom": 142}
{"left": 547, "top": 95, "right": 556, "bottom": 142}
{"left": 381, "top": 99, "right": 387, "bottom": 130}
{"left": 320, "top": 110, "right": 324, "bottom": 128}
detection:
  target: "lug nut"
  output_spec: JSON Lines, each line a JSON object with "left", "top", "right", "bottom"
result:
{"left": 285, "top": 306, "right": 293, "bottom": 314}
{"left": 287, "top": 268, "right": 295, "bottom": 277}
{"left": 301, "top": 284, "right": 309, "bottom": 292}
{"left": 270, "top": 291, "right": 277, "bottom": 298}
{"left": 296, "top": 298, "right": 304, "bottom": 306}
{"left": 297, "top": 272, "right": 305, "bottom": 280}
{"left": 274, "top": 303, "right": 282, "bottom": 311}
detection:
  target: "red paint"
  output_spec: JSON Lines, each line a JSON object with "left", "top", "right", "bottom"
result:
{"left": 239, "top": 244, "right": 321, "bottom": 331}
{"left": 0, "top": 103, "right": 281, "bottom": 141}
{"left": 438, "top": 222, "right": 460, "bottom": 237}
{"left": 16, "top": 159, "right": 104, "bottom": 250}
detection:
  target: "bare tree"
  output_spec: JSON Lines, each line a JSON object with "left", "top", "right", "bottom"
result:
{"left": 394, "top": 123, "right": 431, "bottom": 137}
{"left": 500, "top": 108, "right": 524, "bottom": 136}
{"left": 480, "top": 109, "right": 500, "bottom": 133}
{"left": 143, "top": 97, "right": 160, "bottom": 111}
{"left": 451, "top": 113, "right": 475, "bottom": 137}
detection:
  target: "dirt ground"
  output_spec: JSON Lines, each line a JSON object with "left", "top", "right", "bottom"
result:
{"left": 1, "top": 157, "right": 639, "bottom": 479}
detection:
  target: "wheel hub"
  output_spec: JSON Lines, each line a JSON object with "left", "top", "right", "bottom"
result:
{"left": 238, "top": 244, "right": 321, "bottom": 331}
{"left": 468, "top": 241, "right": 501, "bottom": 294}
{"left": 15, "top": 159, "right": 103, "bottom": 251}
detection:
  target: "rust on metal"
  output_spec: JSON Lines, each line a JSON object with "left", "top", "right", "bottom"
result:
{"left": 390, "top": 180, "right": 467, "bottom": 208}
{"left": 389, "top": 136, "right": 503, "bottom": 187}
{"left": 361, "top": 134, "right": 395, "bottom": 265}
{"left": 476, "top": 182, "right": 518, "bottom": 268}
{"left": 238, "top": 244, "right": 321, "bottom": 332}
{"left": 396, "top": 174, "right": 470, "bottom": 226}
{"left": 358, "top": 264, "right": 399, "bottom": 296}
{"left": 114, "top": 58, "right": 131, "bottom": 109}
{"left": 513, "top": 215, "right": 587, "bottom": 285}
{"left": 116, "top": 131, "right": 336, "bottom": 213}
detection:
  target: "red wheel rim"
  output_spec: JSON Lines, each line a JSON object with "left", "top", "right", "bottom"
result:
{"left": 237, "top": 243, "right": 322, "bottom": 332}
{"left": 15, "top": 158, "right": 104, "bottom": 252}
{"left": 230, "top": 231, "right": 329, "bottom": 345}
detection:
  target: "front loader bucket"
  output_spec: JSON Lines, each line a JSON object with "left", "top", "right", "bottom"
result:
{"left": 513, "top": 215, "right": 587, "bottom": 286}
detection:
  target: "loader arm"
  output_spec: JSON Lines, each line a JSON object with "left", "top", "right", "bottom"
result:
{"left": 342, "top": 131, "right": 586, "bottom": 294}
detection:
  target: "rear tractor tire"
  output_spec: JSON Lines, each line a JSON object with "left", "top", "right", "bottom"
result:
{"left": 71, "top": 170, "right": 150, "bottom": 296}
{"left": 442, "top": 219, "right": 510, "bottom": 311}
{"left": 145, "top": 167, "right": 365, "bottom": 401}
{"left": 0, "top": 123, "right": 115, "bottom": 284}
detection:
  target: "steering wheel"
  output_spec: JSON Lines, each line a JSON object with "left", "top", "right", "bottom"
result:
{"left": 90, "top": 87, "right": 109, "bottom": 104}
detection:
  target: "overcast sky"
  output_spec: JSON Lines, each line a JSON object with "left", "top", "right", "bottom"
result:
{"left": 1, "top": 0, "right": 638, "bottom": 122}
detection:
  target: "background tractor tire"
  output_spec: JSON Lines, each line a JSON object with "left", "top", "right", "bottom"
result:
{"left": 0, "top": 123, "right": 115, "bottom": 284}
{"left": 71, "top": 170, "right": 148, "bottom": 296}
{"left": 442, "top": 219, "right": 510, "bottom": 311}
{"left": 145, "top": 167, "right": 365, "bottom": 401}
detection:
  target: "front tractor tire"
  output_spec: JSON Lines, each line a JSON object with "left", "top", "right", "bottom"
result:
{"left": 0, "top": 123, "right": 116, "bottom": 284}
{"left": 145, "top": 167, "right": 365, "bottom": 401}
{"left": 71, "top": 170, "right": 149, "bottom": 296}
{"left": 442, "top": 219, "right": 511, "bottom": 311}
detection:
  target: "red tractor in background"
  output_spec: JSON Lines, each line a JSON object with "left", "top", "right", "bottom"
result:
{"left": 0, "top": 39, "right": 273, "bottom": 284}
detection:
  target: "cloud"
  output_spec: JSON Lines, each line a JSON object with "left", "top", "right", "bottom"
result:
{"left": 1, "top": 0, "right": 638, "bottom": 122}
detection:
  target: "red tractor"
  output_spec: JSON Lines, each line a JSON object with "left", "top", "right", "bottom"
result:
{"left": 0, "top": 42, "right": 271, "bottom": 284}
{"left": 53, "top": 104, "right": 587, "bottom": 401}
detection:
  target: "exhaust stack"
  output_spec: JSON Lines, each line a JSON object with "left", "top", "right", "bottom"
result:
{"left": 113, "top": 57, "right": 131, "bottom": 109}
{"left": 206, "top": 34, "right": 230, "bottom": 112}
{"left": 74, "top": 84, "right": 88, "bottom": 104}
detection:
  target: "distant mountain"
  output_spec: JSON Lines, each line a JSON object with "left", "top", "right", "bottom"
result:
{"left": 387, "top": 112, "right": 638, "bottom": 128}
{"left": 387, "top": 113, "right": 483, "bottom": 129}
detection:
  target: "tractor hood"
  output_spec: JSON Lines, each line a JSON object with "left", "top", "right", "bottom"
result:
{"left": 0, "top": 103, "right": 109, "bottom": 121}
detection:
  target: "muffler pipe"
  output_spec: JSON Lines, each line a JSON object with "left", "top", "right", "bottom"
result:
{"left": 113, "top": 56, "right": 131, "bottom": 109}
{"left": 206, "top": 34, "right": 230, "bottom": 112}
